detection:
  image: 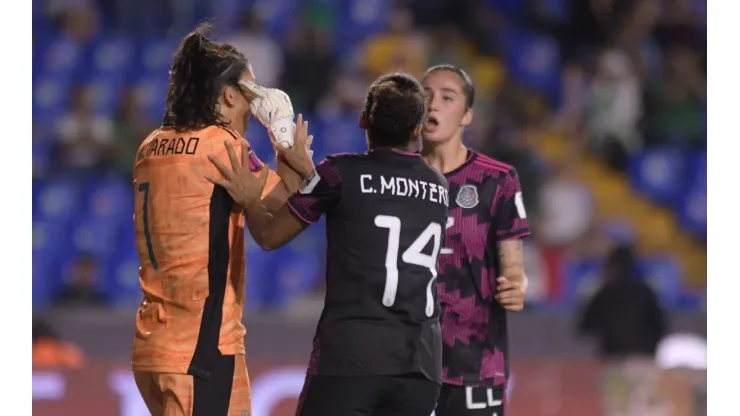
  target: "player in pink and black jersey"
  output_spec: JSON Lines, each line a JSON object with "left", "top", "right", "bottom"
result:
{"left": 421, "top": 65, "right": 531, "bottom": 416}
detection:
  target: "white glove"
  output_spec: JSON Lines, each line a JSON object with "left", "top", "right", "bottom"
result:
{"left": 239, "top": 80, "right": 296, "bottom": 148}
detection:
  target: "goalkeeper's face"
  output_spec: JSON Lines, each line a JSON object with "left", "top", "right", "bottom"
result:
{"left": 220, "top": 69, "right": 259, "bottom": 130}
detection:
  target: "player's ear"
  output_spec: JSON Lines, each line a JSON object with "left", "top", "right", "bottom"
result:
{"left": 413, "top": 124, "right": 422, "bottom": 138}
{"left": 358, "top": 111, "right": 369, "bottom": 130}
{"left": 461, "top": 108, "right": 473, "bottom": 127}
{"left": 223, "top": 85, "right": 238, "bottom": 108}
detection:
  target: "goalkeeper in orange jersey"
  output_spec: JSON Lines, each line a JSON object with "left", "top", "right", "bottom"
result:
{"left": 130, "top": 23, "right": 314, "bottom": 416}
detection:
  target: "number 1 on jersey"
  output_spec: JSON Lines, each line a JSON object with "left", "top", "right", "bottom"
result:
{"left": 374, "top": 215, "right": 442, "bottom": 317}
{"left": 137, "top": 182, "right": 159, "bottom": 270}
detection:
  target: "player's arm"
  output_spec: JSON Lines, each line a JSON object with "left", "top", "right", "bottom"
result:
{"left": 493, "top": 168, "right": 531, "bottom": 311}
{"left": 245, "top": 158, "right": 340, "bottom": 250}
{"left": 236, "top": 142, "right": 304, "bottom": 214}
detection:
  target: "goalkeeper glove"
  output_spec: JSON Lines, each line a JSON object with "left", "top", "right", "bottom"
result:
{"left": 238, "top": 80, "right": 296, "bottom": 148}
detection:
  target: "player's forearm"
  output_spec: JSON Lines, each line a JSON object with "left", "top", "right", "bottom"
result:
{"left": 497, "top": 239, "right": 528, "bottom": 292}
{"left": 243, "top": 202, "right": 301, "bottom": 251}
{"left": 261, "top": 166, "right": 303, "bottom": 214}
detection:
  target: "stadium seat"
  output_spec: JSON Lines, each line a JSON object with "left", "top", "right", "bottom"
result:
{"left": 34, "top": 35, "right": 83, "bottom": 78}
{"left": 85, "top": 36, "right": 136, "bottom": 76}
{"left": 67, "top": 215, "right": 121, "bottom": 264}
{"left": 103, "top": 227, "right": 142, "bottom": 306}
{"left": 628, "top": 147, "right": 688, "bottom": 206}
{"left": 561, "top": 258, "right": 603, "bottom": 304}
{"left": 318, "top": 113, "right": 368, "bottom": 157}
{"left": 333, "top": 0, "right": 389, "bottom": 54}
{"left": 132, "top": 73, "right": 169, "bottom": 122}
{"left": 138, "top": 37, "right": 180, "bottom": 73}
{"left": 639, "top": 256, "right": 683, "bottom": 308}
{"left": 34, "top": 178, "right": 82, "bottom": 221}
{"left": 82, "top": 74, "right": 127, "bottom": 116}
{"left": 32, "top": 140, "right": 54, "bottom": 178}
{"left": 33, "top": 74, "right": 73, "bottom": 123}
{"left": 500, "top": 26, "right": 561, "bottom": 103}
{"left": 245, "top": 238, "right": 281, "bottom": 309}
{"left": 32, "top": 216, "right": 74, "bottom": 307}
{"left": 251, "top": 0, "right": 300, "bottom": 39}
{"left": 273, "top": 249, "right": 323, "bottom": 303}
{"left": 81, "top": 175, "right": 132, "bottom": 226}
{"left": 676, "top": 185, "right": 706, "bottom": 239}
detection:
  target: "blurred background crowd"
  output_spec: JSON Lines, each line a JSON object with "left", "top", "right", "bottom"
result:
{"left": 32, "top": 0, "right": 707, "bottom": 414}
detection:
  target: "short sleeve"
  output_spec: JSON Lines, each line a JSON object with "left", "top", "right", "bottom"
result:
{"left": 494, "top": 168, "right": 531, "bottom": 241}
{"left": 286, "top": 158, "right": 342, "bottom": 225}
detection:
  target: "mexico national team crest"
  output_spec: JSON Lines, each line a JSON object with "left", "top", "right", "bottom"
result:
{"left": 456, "top": 185, "right": 479, "bottom": 209}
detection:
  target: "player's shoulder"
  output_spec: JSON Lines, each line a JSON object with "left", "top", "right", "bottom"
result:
{"left": 318, "top": 152, "right": 368, "bottom": 169}
{"left": 471, "top": 151, "right": 517, "bottom": 177}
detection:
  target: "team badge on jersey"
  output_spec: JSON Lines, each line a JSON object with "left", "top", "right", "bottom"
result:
{"left": 455, "top": 185, "right": 479, "bottom": 209}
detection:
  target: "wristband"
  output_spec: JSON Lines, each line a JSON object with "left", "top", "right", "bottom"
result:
{"left": 299, "top": 169, "right": 320, "bottom": 194}
{"left": 270, "top": 117, "right": 295, "bottom": 149}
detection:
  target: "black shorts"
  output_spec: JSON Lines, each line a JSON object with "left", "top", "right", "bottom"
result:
{"left": 435, "top": 384, "right": 506, "bottom": 416}
{"left": 296, "top": 373, "right": 441, "bottom": 416}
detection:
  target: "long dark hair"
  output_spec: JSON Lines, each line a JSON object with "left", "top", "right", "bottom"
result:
{"left": 162, "top": 23, "right": 249, "bottom": 131}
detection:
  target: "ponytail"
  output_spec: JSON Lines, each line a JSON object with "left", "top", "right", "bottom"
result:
{"left": 163, "top": 23, "right": 249, "bottom": 131}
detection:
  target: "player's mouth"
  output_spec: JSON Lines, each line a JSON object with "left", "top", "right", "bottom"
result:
{"left": 424, "top": 115, "right": 440, "bottom": 132}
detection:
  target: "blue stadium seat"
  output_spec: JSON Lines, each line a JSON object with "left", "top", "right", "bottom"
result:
{"left": 83, "top": 74, "right": 127, "bottom": 116}
{"left": 104, "top": 227, "right": 142, "bottom": 306}
{"left": 34, "top": 35, "right": 84, "bottom": 78}
{"left": 251, "top": 0, "right": 300, "bottom": 39}
{"left": 245, "top": 237, "right": 281, "bottom": 309}
{"left": 274, "top": 249, "right": 323, "bottom": 302}
{"left": 318, "top": 113, "right": 367, "bottom": 157}
{"left": 562, "top": 258, "right": 602, "bottom": 304}
{"left": 32, "top": 140, "right": 53, "bottom": 178}
{"left": 676, "top": 185, "right": 706, "bottom": 239}
{"left": 34, "top": 177, "right": 82, "bottom": 221}
{"left": 132, "top": 73, "right": 169, "bottom": 122}
{"left": 82, "top": 175, "right": 132, "bottom": 225}
{"left": 138, "top": 37, "right": 180, "bottom": 73}
{"left": 640, "top": 256, "right": 683, "bottom": 308}
{"left": 334, "top": 0, "right": 390, "bottom": 54}
{"left": 85, "top": 36, "right": 136, "bottom": 76}
{"left": 33, "top": 216, "right": 74, "bottom": 307}
{"left": 33, "top": 73, "right": 73, "bottom": 123}
{"left": 688, "top": 151, "right": 707, "bottom": 188}
{"left": 67, "top": 215, "right": 121, "bottom": 264}
{"left": 628, "top": 147, "right": 688, "bottom": 206}
{"left": 500, "top": 26, "right": 561, "bottom": 103}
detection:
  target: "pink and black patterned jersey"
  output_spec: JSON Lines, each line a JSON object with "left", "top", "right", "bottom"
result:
{"left": 286, "top": 149, "right": 449, "bottom": 383}
{"left": 437, "top": 150, "right": 531, "bottom": 387}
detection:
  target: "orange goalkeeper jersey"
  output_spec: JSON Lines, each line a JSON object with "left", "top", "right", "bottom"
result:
{"left": 131, "top": 125, "right": 280, "bottom": 376}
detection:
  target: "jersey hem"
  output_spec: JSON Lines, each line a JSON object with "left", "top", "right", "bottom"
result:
{"left": 497, "top": 230, "right": 531, "bottom": 242}
{"left": 285, "top": 199, "right": 316, "bottom": 225}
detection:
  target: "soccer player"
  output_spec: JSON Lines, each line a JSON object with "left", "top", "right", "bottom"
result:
{"left": 207, "top": 73, "right": 448, "bottom": 416}
{"left": 421, "top": 65, "right": 531, "bottom": 416}
{"left": 130, "top": 24, "right": 300, "bottom": 416}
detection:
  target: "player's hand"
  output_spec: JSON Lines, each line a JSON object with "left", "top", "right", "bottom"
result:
{"left": 495, "top": 277, "right": 525, "bottom": 312}
{"left": 238, "top": 80, "right": 296, "bottom": 148}
{"left": 270, "top": 113, "right": 315, "bottom": 180}
{"left": 205, "top": 140, "right": 270, "bottom": 209}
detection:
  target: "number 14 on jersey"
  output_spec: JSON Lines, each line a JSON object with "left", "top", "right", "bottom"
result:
{"left": 374, "top": 215, "right": 442, "bottom": 317}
